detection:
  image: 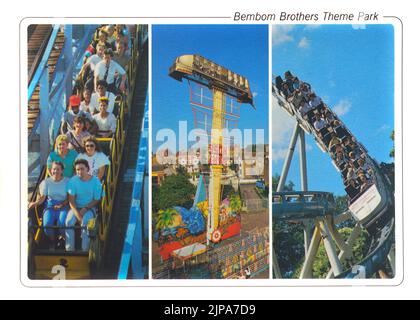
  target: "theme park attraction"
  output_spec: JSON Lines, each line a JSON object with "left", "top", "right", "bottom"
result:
{"left": 153, "top": 54, "right": 269, "bottom": 278}
{"left": 27, "top": 25, "right": 149, "bottom": 280}
{"left": 272, "top": 73, "right": 395, "bottom": 279}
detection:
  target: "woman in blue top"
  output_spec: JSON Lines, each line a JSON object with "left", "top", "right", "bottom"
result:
{"left": 47, "top": 135, "right": 78, "bottom": 177}
{"left": 28, "top": 162, "right": 70, "bottom": 248}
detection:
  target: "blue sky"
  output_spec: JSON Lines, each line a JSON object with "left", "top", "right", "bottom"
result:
{"left": 152, "top": 25, "right": 268, "bottom": 153}
{"left": 272, "top": 24, "right": 394, "bottom": 196}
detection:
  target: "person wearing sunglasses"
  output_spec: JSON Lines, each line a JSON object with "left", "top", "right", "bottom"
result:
{"left": 76, "top": 136, "right": 110, "bottom": 181}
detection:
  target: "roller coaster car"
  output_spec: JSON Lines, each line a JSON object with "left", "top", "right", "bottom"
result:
{"left": 272, "top": 191, "right": 335, "bottom": 221}
{"left": 169, "top": 54, "right": 254, "bottom": 107}
{"left": 28, "top": 199, "right": 101, "bottom": 280}
{"left": 272, "top": 80, "right": 394, "bottom": 231}
{"left": 349, "top": 161, "right": 394, "bottom": 229}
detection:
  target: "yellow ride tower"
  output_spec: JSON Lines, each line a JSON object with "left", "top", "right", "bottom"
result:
{"left": 169, "top": 54, "right": 254, "bottom": 244}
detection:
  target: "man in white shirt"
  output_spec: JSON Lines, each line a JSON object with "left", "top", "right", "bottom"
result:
{"left": 309, "top": 93, "right": 323, "bottom": 110}
{"left": 91, "top": 80, "right": 116, "bottom": 114}
{"left": 298, "top": 100, "right": 311, "bottom": 117}
{"left": 314, "top": 114, "right": 327, "bottom": 132}
{"left": 80, "top": 44, "right": 106, "bottom": 92}
{"left": 94, "top": 48, "right": 126, "bottom": 94}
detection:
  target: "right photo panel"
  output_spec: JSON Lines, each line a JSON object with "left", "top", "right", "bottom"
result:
{"left": 272, "top": 25, "right": 395, "bottom": 279}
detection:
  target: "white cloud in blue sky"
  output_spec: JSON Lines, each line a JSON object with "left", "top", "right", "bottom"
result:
{"left": 272, "top": 24, "right": 394, "bottom": 195}
{"left": 332, "top": 99, "right": 352, "bottom": 116}
{"left": 272, "top": 25, "right": 294, "bottom": 46}
{"left": 272, "top": 98, "right": 295, "bottom": 161}
{"left": 352, "top": 24, "right": 367, "bottom": 30}
{"left": 376, "top": 124, "right": 391, "bottom": 134}
{"left": 298, "top": 37, "right": 310, "bottom": 49}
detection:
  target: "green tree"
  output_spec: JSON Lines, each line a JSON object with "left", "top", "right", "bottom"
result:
{"left": 312, "top": 228, "right": 370, "bottom": 278}
{"left": 156, "top": 173, "right": 196, "bottom": 211}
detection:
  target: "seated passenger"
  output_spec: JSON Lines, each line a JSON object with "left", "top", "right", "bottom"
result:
{"left": 323, "top": 109, "right": 336, "bottom": 124}
{"left": 346, "top": 179, "right": 361, "bottom": 199}
{"left": 358, "top": 174, "right": 371, "bottom": 193}
{"left": 281, "top": 82, "right": 292, "bottom": 98}
{"left": 47, "top": 135, "right": 78, "bottom": 178}
{"left": 66, "top": 116, "right": 91, "bottom": 153}
{"left": 328, "top": 133, "right": 342, "bottom": 152}
{"left": 284, "top": 71, "right": 296, "bottom": 91}
{"left": 313, "top": 114, "right": 327, "bottom": 132}
{"left": 275, "top": 75, "right": 283, "bottom": 92}
{"left": 60, "top": 95, "right": 93, "bottom": 134}
{"left": 104, "top": 25, "right": 117, "bottom": 49}
{"left": 292, "top": 77, "right": 300, "bottom": 92}
{"left": 80, "top": 44, "right": 106, "bottom": 92}
{"left": 332, "top": 120, "right": 350, "bottom": 140}
{"left": 335, "top": 151, "right": 348, "bottom": 172}
{"left": 91, "top": 80, "right": 116, "bottom": 114}
{"left": 94, "top": 48, "right": 127, "bottom": 95}
{"left": 308, "top": 93, "right": 323, "bottom": 111}
{"left": 28, "top": 161, "right": 69, "bottom": 249}
{"left": 300, "top": 82, "right": 312, "bottom": 99}
{"left": 93, "top": 97, "right": 117, "bottom": 138}
{"left": 298, "top": 99, "right": 311, "bottom": 118}
{"left": 115, "top": 25, "right": 130, "bottom": 53}
{"left": 80, "top": 88, "right": 94, "bottom": 114}
{"left": 288, "top": 89, "right": 305, "bottom": 108}
{"left": 346, "top": 163, "right": 357, "bottom": 181}
{"left": 357, "top": 158, "right": 373, "bottom": 177}
{"left": 76, "top": 136, "right": 110, "bottom": 181}
{"left": 65, "top": 159, "right": 103, "bottom": 252}
{"left": 113, "top": 41, "right": 130, "bottom": 71}
{"left": 348, "top": 151, "right": 359, "bottom": 169}
{"left": 90, "top": 30, "right": 113, "bottom": 53}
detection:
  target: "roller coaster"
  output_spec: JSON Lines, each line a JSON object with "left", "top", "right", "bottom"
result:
{"left": 272, "top": 73, "right": 395, "bottom": 279}
{"left": 27, "top": 25, "right": 149, "bottom": 280}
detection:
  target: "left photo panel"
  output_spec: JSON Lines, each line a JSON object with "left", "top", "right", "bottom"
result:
{"left": 26, "top": 24, "right": 149, "bottom": 280}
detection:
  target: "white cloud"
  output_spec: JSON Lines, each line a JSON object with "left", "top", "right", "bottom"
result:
{"left": 352, "top": 24, "right": 366, "bottom": 30}
{"left": 252, "top": 92, "right": 258, "bottom": 98}
{"left": 304, "top": 25, "right": 321, "bottom": 31}
{"left": 298, "top": 37, "right": 310, "bottom": 49}
{"left": 376, "top": 124, "right": 391, "bottom": 134}
{"left": 272, "top": 25, "right": 295, "bottom": 46}
{"left": 332, "top": 99, "right": 352, "bottom": 116}
{"left": 271, "top": 97, "right": 296, "bottom": 161}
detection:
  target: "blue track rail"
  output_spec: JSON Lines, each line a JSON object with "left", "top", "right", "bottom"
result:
{"left": 118, "top": 94, "right": 149, "bottom": 279}
{"left": 28, "top": 25, "right": 60, "bottom": 101}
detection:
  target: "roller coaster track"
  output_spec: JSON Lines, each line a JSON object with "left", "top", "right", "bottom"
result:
{"left": 27, "top": 25, "right": 65, "bottom": 136}
{"left": 27, "top": 25, "right": 148, "bottom": 280}
{"left": 102, "top": 40, "right": 149, "bottom": 279}
{"left": 272, "top": 78, "right": 395, "bottom": 279}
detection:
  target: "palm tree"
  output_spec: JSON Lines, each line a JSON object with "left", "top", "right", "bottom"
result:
{"left": 156, "top": 209, "right": 178, "bottom": 230}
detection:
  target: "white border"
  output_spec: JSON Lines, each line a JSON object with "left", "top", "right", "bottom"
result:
{"left": 20, "top": 16, "right": 403, "bottom": 288}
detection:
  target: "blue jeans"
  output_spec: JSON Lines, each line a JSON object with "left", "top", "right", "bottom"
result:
{"left": 65, "top": 208, "right": 96, "bottom": 252}
{"left": 43, "top": 199, "right": 69, "bottom": 239}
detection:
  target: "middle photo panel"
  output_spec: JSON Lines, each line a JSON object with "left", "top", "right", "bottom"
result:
{"left": 152, "top": 25, "right": 269, "bottom": 280}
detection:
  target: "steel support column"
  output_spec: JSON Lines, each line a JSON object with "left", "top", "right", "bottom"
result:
{"left": 277, "top": 123, "right": 300, "bottom": 192}
{"left": 39, "top": 66, "right": 50, "bottom": 166}
{"left": 64, "top": 25, "right": 73, "bottom": 103}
